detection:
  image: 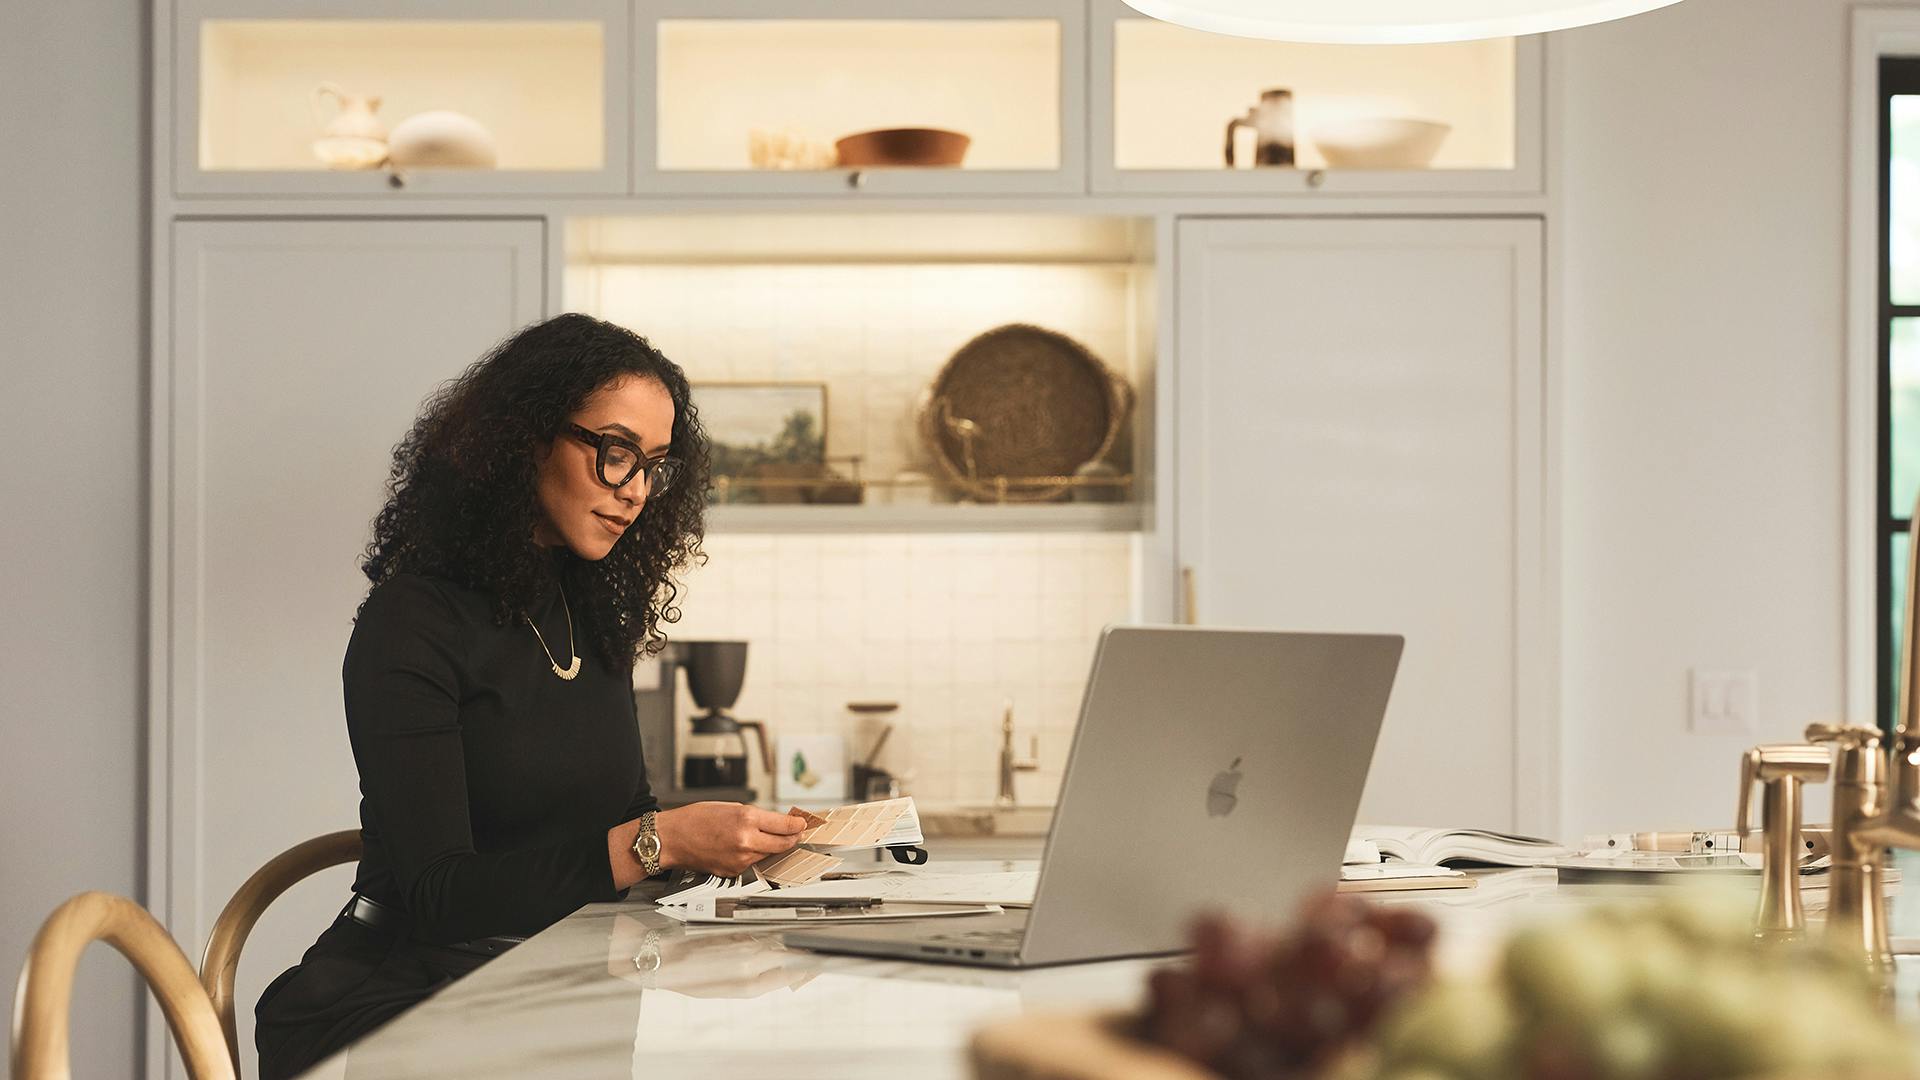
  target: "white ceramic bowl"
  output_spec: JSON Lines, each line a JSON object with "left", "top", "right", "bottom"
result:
{"left": 1310, "top": 117, "right": 1452, "bottom": 169}
{"left": 387, "top": 110, "right": 498, "bottom": 169}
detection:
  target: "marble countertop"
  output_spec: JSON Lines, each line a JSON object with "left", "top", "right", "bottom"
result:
{"left": 299, "top": 861, "right": 1920, "bottom": 1079}
{"left": 302, "top": 861, "right": 1162, "bottom": 1080}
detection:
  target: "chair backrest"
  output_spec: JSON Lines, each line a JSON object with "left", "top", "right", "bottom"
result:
{"left": 200, "top": 829, "right": 363, "bottom": 1069}
{"left": 12, "top": 891, "right": 236, "bottom": 1080}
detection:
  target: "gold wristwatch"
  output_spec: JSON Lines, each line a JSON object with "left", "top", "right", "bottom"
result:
{"left": 630, "top": 811, "right": 662, "bottom": 876}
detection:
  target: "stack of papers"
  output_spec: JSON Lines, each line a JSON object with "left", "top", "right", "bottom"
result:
{"left": 655, "top": 867, "right": 1040, "bottom": 924}
{"left": 1351, "top": 825, "right": 1570, "bottom": 868}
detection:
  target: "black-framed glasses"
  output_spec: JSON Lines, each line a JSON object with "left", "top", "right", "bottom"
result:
{"left": 567, "top": 424, "right": 682, "bottom": 493}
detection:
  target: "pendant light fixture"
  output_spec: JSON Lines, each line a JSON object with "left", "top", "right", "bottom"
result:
{"left": 1118, "top": 0, "right": 1686, "bottom": 44}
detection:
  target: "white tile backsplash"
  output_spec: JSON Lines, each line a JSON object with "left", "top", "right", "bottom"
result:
{"left": 665, "top": 532, "right": 1132, "bottom": 806}
{"left": 581, "top": 252, "right": 1145, "bottom": 807}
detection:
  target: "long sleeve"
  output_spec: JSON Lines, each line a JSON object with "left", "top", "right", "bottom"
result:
{"left": 621, "top": 689, "right": 661, "bottom": 822}
{"left": 344, "top": 575, "right": 623, "bottom": 944}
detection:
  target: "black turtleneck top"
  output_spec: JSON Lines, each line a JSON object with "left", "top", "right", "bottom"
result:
{"left": 342, "top": 572, "right": 655, "bottom": 945}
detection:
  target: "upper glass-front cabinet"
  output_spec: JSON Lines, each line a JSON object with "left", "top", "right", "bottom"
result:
{"left": 174, "top": 0, "right": 630, "bottom": 196}
{"left": 636, "top": 1, "right": 1086, "bottom": 196}
{"left": 1090, "top": 1, "right": 1541, "bottom": 195}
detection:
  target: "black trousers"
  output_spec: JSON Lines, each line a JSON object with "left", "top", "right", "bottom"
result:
{"left": 255, "top": 915, "right": 494, "bottom": 1079}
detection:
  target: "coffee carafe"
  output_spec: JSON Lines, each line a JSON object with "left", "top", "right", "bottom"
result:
{"left": 680, "top": 641, "right": 775, "bottom": 794}
{"left": 1225, "top": 88, "right": 1296, "bottom": 167}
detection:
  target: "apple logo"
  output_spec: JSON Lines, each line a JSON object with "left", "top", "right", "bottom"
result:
{"left": 1207, "top": 757, "right": 1243, "bottom": 817}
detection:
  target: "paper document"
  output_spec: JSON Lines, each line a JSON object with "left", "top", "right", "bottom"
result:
{"left": 739, "top": 797, "right": 928, "bottom": 887}
{"left": 657, "top": 875, "right": 771, "bottom": 907}
{"left": 656, "top": 898, "right": 1002, "bottom": 925}
{"left": 1340, "top": 862, "right": 1464, "bottom": 882}
{"left": 770, "top": 869, "right": 1040, "bottom": 908}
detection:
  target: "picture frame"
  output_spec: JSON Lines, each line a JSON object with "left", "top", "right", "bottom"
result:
{"left": 692, "top": 381, "right": 829, "bottom": 505}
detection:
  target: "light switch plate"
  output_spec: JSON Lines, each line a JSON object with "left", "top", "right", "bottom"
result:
{"left": 1690, "top": 668, "right": 1758, "bottom": 735}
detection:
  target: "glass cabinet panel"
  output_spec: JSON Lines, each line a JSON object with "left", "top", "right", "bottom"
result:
{"left": 639, "top": 3, "right": 1084, "bottom": 195}
{"left": 1095, "top": 4, "right": 1537, "bottom": 195}
{"left": 176, "top": 1, "right": 629, "bottom": 195}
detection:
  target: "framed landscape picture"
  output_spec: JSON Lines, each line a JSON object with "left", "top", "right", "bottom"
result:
{"left": 693, "top": 381, "right": 828, "bottom": 504}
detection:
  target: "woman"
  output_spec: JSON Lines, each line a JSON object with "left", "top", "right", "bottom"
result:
{"left": 256, "top": 313, "right": 805, "bottom": 1078}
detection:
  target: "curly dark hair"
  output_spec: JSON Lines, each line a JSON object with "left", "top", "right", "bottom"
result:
{"left": 361, "top": 312, "right": 708, "bottom": 664}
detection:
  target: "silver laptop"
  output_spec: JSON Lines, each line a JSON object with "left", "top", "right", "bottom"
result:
{"left": 784, "top": 625, "right": 1402, "bottom": 968}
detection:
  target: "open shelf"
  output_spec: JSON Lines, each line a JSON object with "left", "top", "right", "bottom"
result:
{"left": 566, "top": 213, "right": 1157, "bottom": 535}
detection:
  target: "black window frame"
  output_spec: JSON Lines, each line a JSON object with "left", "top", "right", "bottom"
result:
{"left": 1877, "top": 57, "right": 1920, "bottom": 732}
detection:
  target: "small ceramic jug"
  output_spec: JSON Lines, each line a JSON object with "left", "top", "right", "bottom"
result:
{"left": 310, "top": 83, "right": 387, "bottom": 169}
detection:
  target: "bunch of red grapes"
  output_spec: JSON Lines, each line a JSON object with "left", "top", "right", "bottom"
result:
{"left": 1138, "top": 893, "right": 1438, "bottom": 1080}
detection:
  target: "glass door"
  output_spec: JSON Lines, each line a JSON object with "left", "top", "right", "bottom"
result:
{"left": 175, "top": 0, "right": 630, "bottom": 196}
{"left": 636, "top": 0, "right": 1085, "bottom": 196}
{"left": 1091, "top": 0, "right": 1541, "bottom": 196}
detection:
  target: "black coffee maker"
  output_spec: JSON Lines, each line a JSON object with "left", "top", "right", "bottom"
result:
{"left": 632, "top": 640, "right": 772, "bottom": 806}
{"left": 681, "top": 641, "right": 774, "bottom": 793}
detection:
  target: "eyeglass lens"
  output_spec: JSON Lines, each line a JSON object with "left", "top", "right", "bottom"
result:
{"left": 599, "top": 441, "right": 680, "bottom": 493}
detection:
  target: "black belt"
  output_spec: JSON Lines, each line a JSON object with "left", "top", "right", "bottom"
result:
{"left": 341, "top": 893, "right": 524, "bottom": 958}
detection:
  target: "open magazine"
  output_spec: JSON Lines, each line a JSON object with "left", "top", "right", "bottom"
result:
{"left": 1351, "top": 825, "right": 1571, "bottom": 867}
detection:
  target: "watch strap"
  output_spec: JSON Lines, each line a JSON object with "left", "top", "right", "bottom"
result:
{"left": 631, "top": 810, "right": 662, "bottom": 877}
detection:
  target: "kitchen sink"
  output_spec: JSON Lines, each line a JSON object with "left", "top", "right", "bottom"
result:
{"left": 918, "top": 805, "right": 1055, "bottom": 838}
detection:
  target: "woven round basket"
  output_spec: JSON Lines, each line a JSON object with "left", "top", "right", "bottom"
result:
{"left": 917, "top": 324, "right": 1133, "bottom": 503}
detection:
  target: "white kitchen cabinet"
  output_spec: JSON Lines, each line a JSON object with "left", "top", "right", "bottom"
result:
{"left": 1174, "top": 217, "right": 1548, "bottom": 832}
{"left": 157, "top": 219, "right": 545, "bottom": 1078}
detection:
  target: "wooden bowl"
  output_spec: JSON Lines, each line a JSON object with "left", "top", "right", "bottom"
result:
{"left": 834, "top": 127, "right": 971, "bottom": 167}
{"left": 971, "top": 1010, "right": 1209, "bottom": 1080}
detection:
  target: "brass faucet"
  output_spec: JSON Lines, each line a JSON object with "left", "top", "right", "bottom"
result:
{"left": 1810, "top": 494, "right": 1920, "bottom": 969}
{"left": 1807, "top": 723, "right": 1892, "bottom": 969}
{"left": 1737, "top": 743, "right": 1830, "bottom": 940}
{"left": 997, "top": 701, "right": 1039, "bottom": 809}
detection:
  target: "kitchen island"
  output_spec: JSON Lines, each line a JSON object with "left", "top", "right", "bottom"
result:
{"left": 298, "top": 859, "right": 1920, "bottom": 1079}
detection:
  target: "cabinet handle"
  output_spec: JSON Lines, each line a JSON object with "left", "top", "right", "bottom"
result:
{"left": 846, "top": 170, "right": 866, "bottom": 190}
{"left": 1182, "top": 566, "right": 1198, "bottom": 626}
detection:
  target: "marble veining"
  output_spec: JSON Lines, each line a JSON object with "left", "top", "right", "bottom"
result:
{"left": 301, "top": 860, "right": 1920, "bottom": 1079}
{"left": 300, "top": 862, "right": 1161, "bottom": 1079}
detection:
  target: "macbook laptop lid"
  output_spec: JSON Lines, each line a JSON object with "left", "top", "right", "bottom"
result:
{"left": 788, "top": 626, "right": 1403, "bottom": 967}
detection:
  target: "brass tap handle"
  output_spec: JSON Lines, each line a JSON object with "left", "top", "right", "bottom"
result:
{"left": 1805, "top": 722, "right": 1893, "bottom": 971}
{"left": 1805, "top": 722, "right": 1881, "bottom": 749}
{"left": 1805, "top": 723, "right": 1883, "bottom": 785}
{"left": 1737, "top": 743, "right": 1831, "bottom": 941}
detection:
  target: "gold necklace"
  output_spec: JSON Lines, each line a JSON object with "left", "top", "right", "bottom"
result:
{"left": 524, "top": 585, "right": 582, "bottom": 681}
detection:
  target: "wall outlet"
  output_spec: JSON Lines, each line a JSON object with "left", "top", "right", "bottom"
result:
{"left": 1690, "top": 668, "right": 1758, "bottom": 736}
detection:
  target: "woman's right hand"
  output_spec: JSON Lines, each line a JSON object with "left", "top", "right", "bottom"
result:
{"left": 654, "top": 802, "right": 807, "bottom": 877}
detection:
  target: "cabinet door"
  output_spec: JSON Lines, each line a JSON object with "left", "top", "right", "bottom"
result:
{"left": 634, "top": 0, "right": 1086, "bottom": 196}
{"left": 158, "top": 219, "right": 544, "bottom": 1078}
{"left": 174, "top": 0, "right": 630, "bottom": 197}
{"left": 1175, "top": 218, "right": 1546, "bottom": 831}
{"left": 1093, "top": 3, "right": 1543, "bottom": 197}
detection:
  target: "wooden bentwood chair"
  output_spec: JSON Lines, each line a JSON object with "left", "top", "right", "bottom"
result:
{"left": 11, "top": 891, "right": 236, "bottom": 1080}
{"left": 199, "top": 829, "right": 364, "bottom": 1070}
